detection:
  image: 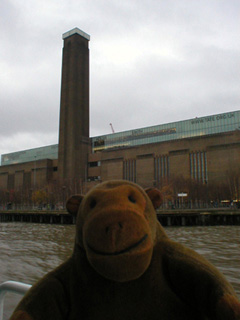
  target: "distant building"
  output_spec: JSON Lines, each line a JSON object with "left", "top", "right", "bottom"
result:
{"left": 0, "top": 28, "right": 240, "bottom": 201}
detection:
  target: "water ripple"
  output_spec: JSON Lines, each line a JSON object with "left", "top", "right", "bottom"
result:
{"left": 166, "top": 226, "right": 240, "bottom": 297}
{"left": 0, "top": 224, "right": 239, "bottom": 319}
{"left": 0, "top": 223, "right": 75, "bottom": 319}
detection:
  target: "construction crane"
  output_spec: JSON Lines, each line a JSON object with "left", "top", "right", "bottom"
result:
{"left": 109, "top": 123, "right": 115, "bottom": 133}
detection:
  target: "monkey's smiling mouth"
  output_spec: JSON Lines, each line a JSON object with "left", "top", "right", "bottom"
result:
{"left": 88, "top": 234, "right": 148, "bottom": 256}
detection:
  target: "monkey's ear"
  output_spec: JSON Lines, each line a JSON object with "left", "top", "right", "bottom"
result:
{"left": 66, "top": 195, "right": 84, "bottom": 216}
{"left": 145, "top": 188, "right": 163, "bottom": 209}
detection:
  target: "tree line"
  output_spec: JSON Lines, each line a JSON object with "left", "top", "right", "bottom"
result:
{"left": 0, "top": 169, "right": 239, "bottom": 210}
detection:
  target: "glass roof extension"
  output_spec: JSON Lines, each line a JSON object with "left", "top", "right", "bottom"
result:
{"left": 91, "top": 110, "right": 240, "bottom": 152}
{"left": 1, "top": 144, "right": 58, "bottom": 166}
{"left": 1, "top": 110, "right": 239, "bottom": 165}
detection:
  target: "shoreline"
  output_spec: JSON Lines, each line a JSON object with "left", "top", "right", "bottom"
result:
{"left": 0, "top": 209, "right": 240, "bottom": 226}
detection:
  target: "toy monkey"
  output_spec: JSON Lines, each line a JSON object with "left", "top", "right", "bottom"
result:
{"left": 11, "top": 180, "right": 240, "bottom": 320}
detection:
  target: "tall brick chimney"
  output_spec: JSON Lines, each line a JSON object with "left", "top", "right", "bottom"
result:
{"left": 58, "top": 28, "right": 90, "bottom": 185}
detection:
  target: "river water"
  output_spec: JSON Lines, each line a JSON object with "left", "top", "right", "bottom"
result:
{"left": 0, "top": 223, "right": 239, "bottom": 319}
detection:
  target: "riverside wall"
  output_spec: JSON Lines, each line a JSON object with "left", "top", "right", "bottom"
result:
{"left": 0, "top": 209, "right": 240, "bottom": 226}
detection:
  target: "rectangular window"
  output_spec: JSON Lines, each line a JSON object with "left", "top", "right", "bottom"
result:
{"left": 88, "top": 161, "right": 101, "bottom": 168}
{"left": 154, "top": 155, "right": 169, "bottom": 184}
{"left": 197, "top": 152, "right": 200, "bottom": 181}
{"left": 189, "top": 151, "right": 208, "bottom": 184}
{"left": 190, "top": 153, "right": 193, "bottom": 178}
{"left": 87, "top": 176, "right": 101, "bottom": 182}
{"left": 193, "top": 153, "right": 197, "bottom": 179}
{"left": 123, "top": 159, "right": 136, "bottom": 182}
{"left": 161, "top": 157, "right": 164, "bottom": 179}
{"left": 201, "top": 152, "right": 204, "bottom": 183}
{"left": 204, "top": 152, "right": 208, "bottom": 183}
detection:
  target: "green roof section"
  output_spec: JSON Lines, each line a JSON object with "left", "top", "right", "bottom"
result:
{"left": 1, "top": 110, "right": 239, "bottom": 165}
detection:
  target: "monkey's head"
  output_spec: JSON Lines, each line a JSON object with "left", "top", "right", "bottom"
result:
{"left": 66, "top": 180, "right": 164, "bottom": 282}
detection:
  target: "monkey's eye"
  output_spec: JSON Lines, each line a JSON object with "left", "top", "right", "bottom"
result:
{"left": 90, "top": 199, "right": 97, "bottom": 209}
{"left": 128, "top": 195, "right": 136, "bottom": 204}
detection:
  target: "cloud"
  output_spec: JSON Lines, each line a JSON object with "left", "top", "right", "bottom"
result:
{"left": 0, "top": 0, "right": 239, "bottom": 157}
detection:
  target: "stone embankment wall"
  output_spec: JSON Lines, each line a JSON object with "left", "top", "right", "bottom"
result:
{"left": 0, "top": 209, "right": 240, "bottom": 226}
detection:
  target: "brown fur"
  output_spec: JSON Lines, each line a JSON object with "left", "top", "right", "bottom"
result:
{"left": 10, "top": 311, "right": 33, "bottom": 320}
{"left": 10, "top": 180, "right": 240, "bottom": 320}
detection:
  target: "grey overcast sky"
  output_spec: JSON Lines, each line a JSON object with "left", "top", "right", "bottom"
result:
{"left": 0, "top": 0, "right": 240, "bottom": 158}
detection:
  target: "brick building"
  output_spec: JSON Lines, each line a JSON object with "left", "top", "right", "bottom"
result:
{"left": 0, "top": 28, "right": 240, "bottom": 203}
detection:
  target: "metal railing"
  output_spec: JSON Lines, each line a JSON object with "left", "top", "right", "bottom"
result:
{"left": 0, "top": 281, "right": 31, "bottom": 320}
